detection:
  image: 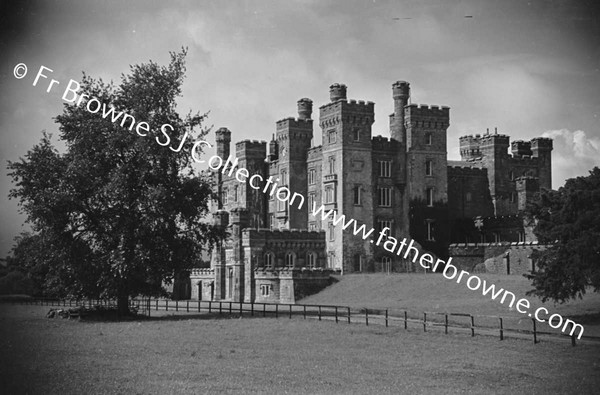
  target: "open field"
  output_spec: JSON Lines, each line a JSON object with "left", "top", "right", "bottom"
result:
{"left": 302, "top": 274, "right": 600, "bottom": 337}
{"left": 1, "top": 305, "right": 600, "bottom": 394}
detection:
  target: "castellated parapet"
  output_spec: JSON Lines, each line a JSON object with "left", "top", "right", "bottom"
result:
{"left": 297, "top": 98, "right": 313, "bottom": 120}
{"left": 235, "top": 139, "right": 267, "bottom": 160}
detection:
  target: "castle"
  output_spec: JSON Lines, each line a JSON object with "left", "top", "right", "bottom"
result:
{"left": 183, "top": 81, "right": 552, "bottom": 303}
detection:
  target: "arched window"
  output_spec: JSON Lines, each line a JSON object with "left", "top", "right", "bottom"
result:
{"left": 353, "top": 254, "right": 363, "bottom": 272}
{"left": 306, "top": 252, "right": 317, "bottom": 269}
{"left": 264, "top": 252, "right": 274, "bottom": 269}
{"left": 285, "top": 252, "right": 295, "bottom": 268}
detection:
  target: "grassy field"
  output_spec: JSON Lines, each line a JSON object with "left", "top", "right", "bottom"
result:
{"left": 302, "top": 273, "right": 600, "bottom": 337}
{"left": 1, "top": 304, "right": 600, "bottom": 394}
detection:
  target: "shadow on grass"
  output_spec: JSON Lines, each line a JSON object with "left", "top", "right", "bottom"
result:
{"left": 565, "top": 312, "right": 600, "bottom": 325}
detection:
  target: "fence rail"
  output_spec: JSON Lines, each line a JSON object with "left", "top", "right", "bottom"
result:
{"left": 8, "top": 297, "right": 595, "bottom": 347}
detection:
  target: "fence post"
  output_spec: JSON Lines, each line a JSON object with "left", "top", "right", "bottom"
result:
{"left": 240, "top": 302, "right": 243, "bottom": 316}
{"left": 499, "top": 317, "right": 504, "bottom": 340}
{"left": 532, "top": 318, "right": 538, "bottom": 344}
{"left": 208, "top": 301, "right": 212, "bottom": 314}
{"left": 166, "top": 300, "right": 169, "bottom": 311}
{"left": 303, "top": 305, "right": 306, "bottom": 319}
{"left": 571, "top": 334, "right": 576, "bottom": 347}
{"left": 385, "top": 309, "right": 389, "bottom": 328}
{"left": 470, "top": 315, "right": 475, "bottom": 337}
{"left": 155, "top": 300, "right": 158, "bottom": 311}
{"left": 335, "top": 307, "right": 339, "bottom": 323}
{"left": 186, "top": 300, "right": 189, "bottom": 312}
{"left": 347, "top": 307, "right": 351, "bottom": 324}
{"left": 198, "top": 301, "right": 201, "bottom": 313}
{"left": 445, "top": 314, "right": 448, "bottom": 335}
{"left": 404, "top": 311, "right": 407, "bottom": 330}
{"left": 289, "top": 304, "right": 292, "bottom": 319}
{"left": 365, "top": 309, "right": 369, "bottom": 326}
{"left": 318, "top": 306, "right": 322, "bottom": 321}
{"left": 423, "top": 312, "right": 427, "bottom": 332}
{"left": 219, "top": 302, "right": 222, "bottom": 315}
{"left": 229, "top": 302, "right": 232, "bottom": 315}
{"left": 275, "top": 304, "right": 278, "bottom": 319}
{"left": 251, "top": 302, "right": 254, "bottom": 317}
{"left": 175, "top": 300, "right": 178, "bottom": 312}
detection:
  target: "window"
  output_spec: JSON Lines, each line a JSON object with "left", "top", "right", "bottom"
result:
{"left": 325, "top": 186, "right": 335, "bottom": 203}
{"left": 281, "top": 169, "right": 288, "bottom": 185}
{"left": 426, "top": 188, "right": 434, "bottom": 206}
{"left": 264, "top": 252, "right": 274, "bottom": 269}
{"left": 285, "top": 252, "right": 295, "bottom": 268}
{"left": 308, "top": 168, "right": 316, "bottom": 185}
{"left": 269, "top": 214, "right": 275, "bottom": 230}
{"left": 308, "top": 192, "right": 316, "bottom": 209}
{"left": 260, "top": 284, "right": 270, "bottom": 296}
{"left": 353, "top": 186, "right": 362, "bottom": 205}
{"left": 426, "top": 221, "right": 435, "bottom": 241}
{"left": 425, "top": 160, "right": 433, "bottom": 176}
{"left": 328, "top": 129, "right": 336, "bottom": 144}
{"left": 466, "top": 192, "right": 472, "bottom": 202}
{"left": 426, "top": 133, "right": 432, "bottom": 145}
{"left": 309, "top": 222, "right": 317, "bottom": 231}
{"left": 222, "top": 188, "right": 229, "bottom": 205}
{"left": 233, "top": 185, "right": 239, "bottom": 202}
{"left": 307, "top": 252, "right": 317, "bottom": 269}
{"left": 353, "top": 128, "right": 360, "bottom": 141}
{"left": 378, "top": 160, "right": 391, "bottom": 178}
{"left": 519, "top": 231, "right": 525, "bottom": 243}
{"left": 378, "top": 187, "right": 392, "bottom": 207}
{"left": 328, "top": 156, "right": 336, "bottom": 174}
{"left": 377, "top": 219, "right": 393, "bottom": 236}
{"left": 493, "top": 232, "right": 500, "bottom": 243}
{"left": 509, "top": 170, "right": 515, "bottom": 181}
{"left": 510, "top": 192, "right": 516, "bottom": 203}
{"left": 353, "top": 254, "right": 363, "bottom": 272}
{"left": 328, "top": 222, "right": 335, "bottom": 241}
{"left": 278, "top": 198, "right": 287, "bottom": 212}
{"left": 327, "top": 252, "right": 336, "bottom": 269}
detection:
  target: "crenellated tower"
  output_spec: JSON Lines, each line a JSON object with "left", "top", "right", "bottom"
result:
{"left": 269, "top": 98, "right": 314, "bottom": 229}
{"left": 319, "top": 83, "right": 375, "bottom": 272}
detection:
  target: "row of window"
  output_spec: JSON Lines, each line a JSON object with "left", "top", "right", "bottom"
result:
{"left": 326, "top": 130, "right": 434, "bottom": 145}
{"left": 306, "top": 158, "right": 433, "bottom": 184}
{"left": 305, "top": 186, "right": 435, "bottom": 207}
{"left": 263, "top": 251, "right": 318, "bottom": 269}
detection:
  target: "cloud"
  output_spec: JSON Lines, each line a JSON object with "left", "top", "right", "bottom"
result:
{"left": 542, "top": 129, "right": 600, "bottom": 188}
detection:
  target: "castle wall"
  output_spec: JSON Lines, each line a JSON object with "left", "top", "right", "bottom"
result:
{"left": 449, "top": 242, "right": 549, "bottom": 275}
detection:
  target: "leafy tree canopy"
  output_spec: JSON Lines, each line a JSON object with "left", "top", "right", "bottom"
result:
{"left": 8, "top": 49, "right": 222, "bottom": 313}
{"left": 526, "top": 167, "right": 600, "bottom": 303}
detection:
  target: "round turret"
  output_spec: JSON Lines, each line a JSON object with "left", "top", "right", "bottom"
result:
{"left": 297, "top": 98, "right": 313, "bottom": 120}
{"left": 392, "top": 80, "right": 410, "bottom": 100}
{"left": 329, "top": 83, "right": 347, "bottom": 102}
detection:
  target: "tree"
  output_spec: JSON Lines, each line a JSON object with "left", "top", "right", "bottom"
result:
{"left": 525, "top": 167, "right": 600, "bottom": 303}
{"left": 8, "top": 50, "right": 222, "bottom": 314}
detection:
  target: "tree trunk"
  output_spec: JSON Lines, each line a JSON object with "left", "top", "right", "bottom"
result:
{"left": 117, "top": 291, "right": 129, "bottom": 316}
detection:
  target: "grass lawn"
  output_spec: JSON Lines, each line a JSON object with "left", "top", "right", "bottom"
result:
{"left": 302, "top": 273, "right": 600, "bottom": 337}
{"left": 1, "top": 304, "right": 599, "bottom": 394}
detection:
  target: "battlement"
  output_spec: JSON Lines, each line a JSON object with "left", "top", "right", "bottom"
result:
{"left": 448, "top": 165, "right": 488, "bottom": 178}
{"left": 319, "top": 99, "right": 375, "bottom": 113}
{"left": 404, "top": 104, "right": 450, "bottom": 128}
{"left": 276, "top": 117, "right": 314, "bottom": 130}
{"left": 190, "top": 268, "right": 214, "bottom": 277}
{"left": 235, "top": 140, "right": 267, "bottom": 160}
{"left": 372, "top": 135, "right": 400, "bottom": 151}
{"left": 297, "top": 98, "right": 313, "bottom": 120}
{"left": 531, "top": 137, "right": 553, "bottom": 151}
{"left": 307, "top": 145, "right": 323, "bottom": 160}
{"left": 511, "top": 140, "right": 532, "bottom": 157}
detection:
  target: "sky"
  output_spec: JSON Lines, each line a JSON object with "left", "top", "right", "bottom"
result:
{"left": 1, "top": 0, "right": 599, "bottom": 258}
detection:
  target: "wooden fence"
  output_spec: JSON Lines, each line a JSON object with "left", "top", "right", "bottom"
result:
{"left": 12, "top": 297, "right": 592, "bottom": 347}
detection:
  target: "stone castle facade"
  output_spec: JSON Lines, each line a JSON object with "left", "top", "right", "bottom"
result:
{"left": 184, "top": 81, "right": 553, "bottom": 303}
